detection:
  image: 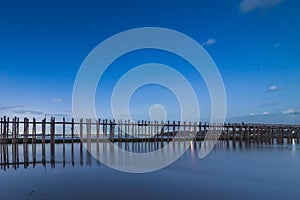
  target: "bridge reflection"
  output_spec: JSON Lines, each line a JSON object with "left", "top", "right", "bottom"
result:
{"left": 0, "top": 140, "right": 198, "bottom": 171}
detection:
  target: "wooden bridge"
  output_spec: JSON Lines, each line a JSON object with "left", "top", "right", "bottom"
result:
{"left": 1, "top": 116, "right": 300, "bottom": 145}
{"left": 1, "top": 116, "right": 300, "bottom": 171}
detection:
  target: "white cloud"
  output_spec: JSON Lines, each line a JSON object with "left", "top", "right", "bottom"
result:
{"left": 266, "top": 85, "right": 280, "bottom": 92}
{"left": 202, "top": 38, "right": 216, "bottom": 46}
{"left": 282, "top": 109, "right": 298, "bottom": 115}
{"left": 46, "top": 113, "right": 68, "bottom": 117}
{"left": 52, "top": 98, "right": 63, "bottom": 103}
{"left": 273, "top": 42, "right": 280, "bottom": 48}
{"left": 14, "top": 110, "right": 44, "bottom": 115}
{"left": 262, "top": 111, "right": 269, "bottom": 115}
{"left": 249, "top": 113, "right": 256, "bottom": 116}
{"left": 239, "top": 0, "right": 283, "bottom": 13}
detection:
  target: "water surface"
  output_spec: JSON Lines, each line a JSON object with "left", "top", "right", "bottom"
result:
{"left": 0, "top": 141, "right": 299, "bottom": 200}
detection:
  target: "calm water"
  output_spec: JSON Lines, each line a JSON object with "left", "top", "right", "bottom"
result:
{"left": 0, "top": 141, "right": 300, "bottom": 200}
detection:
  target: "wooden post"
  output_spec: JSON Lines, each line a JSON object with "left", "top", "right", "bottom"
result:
{"left": 267, "top": 127, "right": 271, "bottom": 144}
{"left": 6, "top": 117, "right": 9, "bottom": 168}
{"left": 178, "top": 121, "right": 181, "bottom": 141}
{"left": 172, "top": 121, "right": 176, "bottom": 139}
{"left": 109, "top": 120, "right": 114, "bottom": 142}
{"left": 42, "top": 118, "right": 46, "bottom": 144}
{"left": 161, "top": 121, "right": 164, "bottom": 142}
{"left": 233, "top": 126, "right": 236, "bottom": 144}
{"left": 167, "top": 121, "right": 170, "bottom": 142}
{"left": 150, "top": 121, "right": 153, "bottom": 140}
{"left": 154, "top": 121, "right": 157, "bottom": 142}
{"left": 50, "top": 117, "right": 55, "bottom": 144}
{"left": 62, "top": 117, "right": 65, "bottom": 143}
{"left": 23, "top": 117, "right": 28, "bottom": 144}
{"left": 246, "top": 126, "right": 250, "bottom": 144}
{"left": 279, "top": 127, "right": 282, "bottom": 144}
{"left": 16, "top": 117, "right": 19, "bottom": 168}
{"left": 0, "top": 117, "right": 2, "bottom": 138}
{"left": 32, "top": 118, "right": 36, "bottom": 167}
{"left": 112, "top": 119, "right": 115, "bottom": 142}
{"left": 80, "top": 118, "right": 83, "bottom": 139}
{"left": 281, "top": 128, "right": 284, "bottom": 144}
{"left": 32, "top": 118, "right": 36, "bottom": 144}
{"left": 132, "top": 122, "right": 136, "bottom": 142}
{"left": 141, "top": 120, "right": 144, "bottom": 138}
{"left": 137, "top": 121, "right": 140, "bottom": 141}
{"left": 105, "top": 119, "right": 108, "bottom": 138}
{"left": 183, "top": 121, "right": 186, "bottom": 141}
{"left": 11, "top": 117, "right": 16, "bottom": 169}
{"left": 117, "top": 120, "right": 121, "bottom": 142}
{"left": 226, "top": 124, "right": 230, "bottom": 142}
{"left": 288, "top": 127, "right": 293, "bottom": 144}
{"left": 50, "top": 117, "right": 55, "bottom": 168}
{"left": 203, "top": 123, "right": 207, "bottom": 140}
{"left": 87, "top": 118, "right": 91, "bottom": 150}
{"left": 103, "top": 119, "right": 107, "bottom": 139}
{"left": 71, "top": 118, "right": 74, "bottom": 144}
{"left": 297, "top": 127, "right": 300, "bottom": 144}
{"left": 71, "top": 118, "right": 74, "bottom": 166}
{"left": 125, "top": 120, "right": 128, "bottom": 143}
{"left": 240, "top": 124, "right": 244, "bottom": 142}
{"left": 12, "top": 117, "right": 16, "bottom": 144}
{"left": 0, "top": 117, "right": 3, "bottom": 170}
{"left": 6, "top": 116, "right": 9, "bottom": 140}
{"left": 23, "top": 117, "right": 29, "bottom": 168}
{"left": 87, "top": 118, "right": 91, "bottom": 142}
{"left": 144, "top": 120, "right": 147, "bottom": 140}
{"left": 127, "top": 119, "right": 130, "bottom": 141}
{"left": 198, "top": 122, "right": 202, "bottom": 141}
{"left": 188, "top": 122, "right": 192, "bottom": 139}
{"left": 270, "top": 127, "right": 274, "bottom": 144}
{"left": 97, "top": 119, "right": 100, "bottom": 143}
{"left": 62, "top": 117, "right": 66, "bottom": 168}
{"left": 276, "top": 127, "right": 280, "bottom": 144}
{"left": 148, "top": 121, "right": 151, "bottom": 142}
{"left": 79, "top": 118, "right": 84, "bottom": 166}
{"left": 193, "top": 122, "right": 197, "bottom": 141}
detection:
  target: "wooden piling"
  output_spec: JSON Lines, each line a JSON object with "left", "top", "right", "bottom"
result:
{"left": 110, "top": 120, "right": 114, "bottom": 142}
{"left": 96, "top": 119, "right": 100, "bottom": 142}
{"left": 0, "top": 117, "right": 2, "bottom": 138}
{"left": 32, "top": 118, "right": 36, "bottom": 143}
{"left": 42, "top": 118, "right": 46, "bottom": 143}
{"left": 32, "top": 118, "right": 36, "bottom": 167}
{"left": 50, "top": 117, "right": 55, "bottom": 168}
{"left": 71, "top": 118, "right": 74, "bottom": 144}
{"left": 62, "top": 117, "right": 65, "bottom": 143}
{"left": 172, "top": 121, "right": 176, "bottom": 139}
{"left": 0, "top": 116, "right": 300, "bottom": 168}
{"left": 117, "top": 120, "right": 121, "bottom": 142}
{"left": 80, "top": 118, "right": 83, "bottom": 139}
{"left": 232, "top": 126, "right": 236, "bottom": 144}
{"left": 183, "top": 121, "right": 186, "bottom": 141}
{"left": 23, "top": 117, "right": 29, "bottom": 168}
{"left": 50, "top": 117, "right": 55, "bottom": 144}
{"left": 240, "top": 124, "right": 244, "bottom": 142}
{"left": 297, "top": 127, "right": 300, "bottom": 144}
{"left": 161, "top": 121, "right": 164, "bottom": 142}
{"left": 125, "top": 119, "right": 128, "bottom": 141}
{"left": 147, "top": 121, "right": 151, "bottom": 142}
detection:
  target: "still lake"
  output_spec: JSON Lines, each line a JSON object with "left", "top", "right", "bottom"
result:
{"left": 0, "top": 141, "right": 299, "bottom": 200}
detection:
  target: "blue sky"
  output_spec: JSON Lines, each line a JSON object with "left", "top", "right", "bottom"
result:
{"left": 0, "top": 0, "right": 299, "bottom": 124}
